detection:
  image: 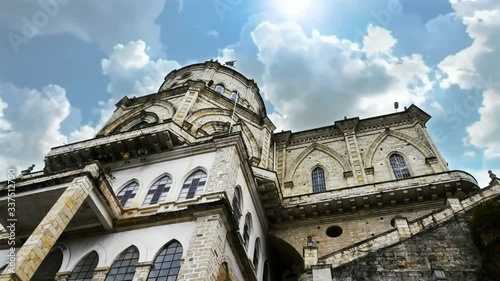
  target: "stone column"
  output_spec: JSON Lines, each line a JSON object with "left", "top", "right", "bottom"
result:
{"left": 303, "top": 236, "right": 318, "bottom": 269}
{"left": 177, "top": 214, "right": 227, "bottom": 281}
{"left": 394, "top": 217, "right": 411, "bottom": 240}
{"left": 132, "top": 262, "right": 152, "bottom": 281}
{"left": 0, "top": 171, "right": 95, "bottom": 281}
{"left": 91, "top": 267, "right": 109, "bottom": 281}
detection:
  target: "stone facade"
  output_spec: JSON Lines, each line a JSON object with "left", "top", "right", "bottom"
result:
{"left": 0, "top": 61, "right": 496, "bottom": 281}
{"left": 275, "top": 108, "right": 448, "bottom": 197}
{"left": 177, "top": 214, "right": 228, "bottom": 281}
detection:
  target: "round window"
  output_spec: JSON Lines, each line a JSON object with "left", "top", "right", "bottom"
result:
{"left": 326, "top": 225, "right": 343, "bottom": 238}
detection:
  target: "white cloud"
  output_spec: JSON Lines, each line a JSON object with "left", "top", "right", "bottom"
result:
{"left": 101, "top": 40, "right": 181, "bottom": 99}
{"left": 0, "top": 0, "right": 167, "bottom": 54}
{"left": 207, "top": 30, "right": 219, "bottom": 38}
{"left": 246, "top": 21, "right": 433, "bottom": 131}
{"left": 438, "top": 0, "right": 500, "bottom": 158}
{"left": 0, "top": 40, "right": 183, "bottom": 175}
{"left": 363, "top": 24, "right": 397, "bottom": 55}
{"left": 429, "top": 100, "right": 445, "bottom": 117}
{"left": 0, "top": 98, "right": 11, "bottom": 131}
{"left": 463, "top": 150, "right": 476, "bottom": 158}
{"left": 0, "top": 83, "right": 71, "bottom": 173}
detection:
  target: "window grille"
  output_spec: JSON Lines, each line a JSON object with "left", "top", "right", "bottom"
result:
{"left": 178, "top": 170, "right": 207, "bottom": 200}
{"left": 312, "top": 167, "right": 326, "bottom": 193}
{"left": 143, "top": 175, "right": 172, "bottom": 205}
{"left": 390, "top": 154, "right": 411, "bottom": 179}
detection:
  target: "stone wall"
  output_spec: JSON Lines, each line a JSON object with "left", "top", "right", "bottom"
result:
{"left": 271, "top": 206, "right": 437, "bottom": 258}
{"left": 330, "top": 218, "right": 482, "bottom": 281}
{"left": 275, "top": 112, "right": 448, "bottom": 197}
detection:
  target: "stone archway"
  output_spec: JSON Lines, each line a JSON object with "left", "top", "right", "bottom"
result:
{"left": 268, "top": 235, "right": 304, "bottom": 281}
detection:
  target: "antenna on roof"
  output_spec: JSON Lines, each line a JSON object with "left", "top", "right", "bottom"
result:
{"left": 394, "top": 102, "right": 399, "bottom": 113}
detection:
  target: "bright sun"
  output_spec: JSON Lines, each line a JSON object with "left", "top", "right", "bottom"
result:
{"left": 276, "top": 0, "right": 310, "bottom": 17}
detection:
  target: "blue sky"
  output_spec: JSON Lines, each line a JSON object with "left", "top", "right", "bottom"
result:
{"left": 0, "top": 0, "right": 498, "bottom": 186}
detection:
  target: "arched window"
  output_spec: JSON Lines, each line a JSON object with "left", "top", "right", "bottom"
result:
{"left": 390, "top": 153, "right": 411, "bottom": 179}
{"left": 130, "top": 121, "right": 150, "bottom": 131}
{"left": 263, "top": 260, "right": 270, "bottom": 281}
{"left": 215, "top": 84, "right": 225, "bottom": 94}
{"left": 69, "top": 251, "right": 99, "bottom": 281}
{"left": 148, "top": 241, "right": 183, "bottom": 281}
{"left": 311, "top": 167, "right": 326, "bottom": 193}
{"left": 143, "top": 175, "right": 173, "bottom": 205}
{"left": 253, "top": 238, "right": 261, "bottom": 270}
{"left": 243, "top": 213, "right": 253, "bottom": 250}
{"left": 232, "top": 186, "right": 243, "bottom": 224}
{"left": 178, "top": 170, "right": 207, "bottom": 200}
{"left": 105, "top": 246, "right": 139, "bottom": 281}
{"left": 117, "top": 181, "right": 140, "bottom": 208}
{"left": 230, "top": 91, "right": 238, "bottom": 101}
{"left": 32, "top": 249, "right": 63, "bottom": 281}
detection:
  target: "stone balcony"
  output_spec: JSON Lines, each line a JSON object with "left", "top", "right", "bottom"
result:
{"left": 43, "top": 121, "right": 195, "bottom": 173}
{"left": 265, "top": 170, "right": 479, "bottom": 224}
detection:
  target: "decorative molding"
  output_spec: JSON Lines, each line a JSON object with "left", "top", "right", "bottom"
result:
{"left": 285, "top": 142, "right": 351, "bottom": 182}
{"left": 364, "top": 129, "right": 435, "bottom": 168}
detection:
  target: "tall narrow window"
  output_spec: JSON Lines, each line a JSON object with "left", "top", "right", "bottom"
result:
{"left": 105, "top": 246, "right": 139, "bottom": 281}
{"left": 232, "top": 186, "right": 243, "bottom": 224}
{"left": 311, "top": 167, "right": 326, "bottom": 193}
{"left": 178, "top": 170, "right": 207, "bottom": 200}
{"left": 147, "top": 241, "right": 183, "bottom": 281}
{"left": 390, "top": 153, "right": 411, "bottom": 179}
{"left": 143, "top": 175, "right": 172, "bottom": 205}
{"left": 263, "top": 260, "right": 270, "bottom": 281}
{"left": 117, "top": 181, "right": 140, "bottom": 208}
{"left": 69, "top": 251, "right": 99, "bottom": 281}
{"left": 32, "top": 249, "right": 63, "bottom": 281}
{"left": 230, "top": 91, "right": 238, "bottom": 101}
{"left": 243, "top": 213, "right": 253, "bottom": 250}
{"left": 215, "top": 84, "right": 225, "bottom": 94}
{"left": 253, "top": 238, "right": 261, "bottom": 270}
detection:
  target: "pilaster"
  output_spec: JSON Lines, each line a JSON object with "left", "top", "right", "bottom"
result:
{"left": 205, "top": 146, "right": 240, "bottom": 200}
{"left": 177, "top": 214, "right": 228, "bottom": 281}
{"left": 91, "top": 267, "right": 109, "bottom": 281}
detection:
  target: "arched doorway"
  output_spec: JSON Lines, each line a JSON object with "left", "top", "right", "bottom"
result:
{"left": 268, "top": 235, "right": 304, "bottom": 281}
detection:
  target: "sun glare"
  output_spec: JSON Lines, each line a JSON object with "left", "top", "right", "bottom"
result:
{"left": 276, "top": 0, "right": 311, "bottom": 18}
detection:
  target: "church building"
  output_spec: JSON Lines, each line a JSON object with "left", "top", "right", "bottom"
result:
{"left": 0, "top": 60, "right": 498, "bottom": 281}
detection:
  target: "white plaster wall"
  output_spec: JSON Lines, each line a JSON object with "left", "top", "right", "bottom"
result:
{"left": 109, "top": 152, "right": 216, "bottom": 208}
{"left": 59, "top": 221, "right": 195, "bottom": 272}
{"left": 223, "top": 240, "right": 245, "bottom": 281}
{"left": 235, "top": 168, "right": 269, "bottom": 280}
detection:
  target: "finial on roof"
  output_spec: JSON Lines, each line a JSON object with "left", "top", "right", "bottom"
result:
{"left": 489, "top": 170, "right": 497, "bottom": 180}
{"left": 224, "top": 60, "right": 236, "bottom": 68}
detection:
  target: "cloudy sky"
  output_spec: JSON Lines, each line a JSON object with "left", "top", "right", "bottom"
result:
{"left": 0, "top": 0, "right": 498, "bottom": 186}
